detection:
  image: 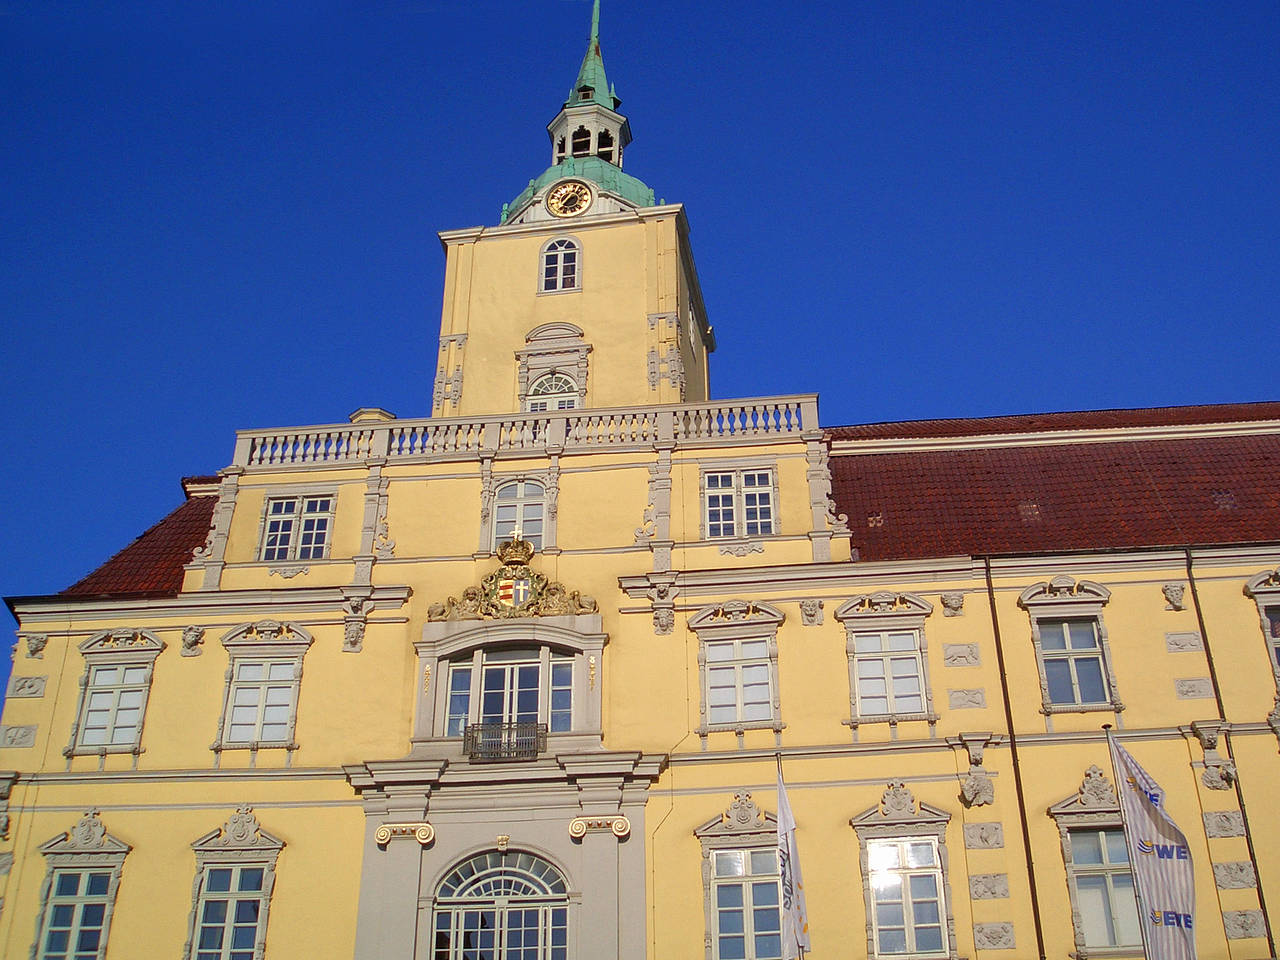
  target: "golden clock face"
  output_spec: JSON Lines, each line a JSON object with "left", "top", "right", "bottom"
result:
{"left": 546, "top": 180, "right": 592, "bottom": 217}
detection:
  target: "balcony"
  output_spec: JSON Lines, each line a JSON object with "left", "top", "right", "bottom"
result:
{"left": 233, "top": 395, "right": 820, "bottom": 468}
{"left": 463, "top": 722, "right": 548, "bottom": 762}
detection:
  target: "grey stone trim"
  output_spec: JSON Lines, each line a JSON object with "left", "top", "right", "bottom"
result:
{"left": 211, "top": 622, "right": 314, "bottom": 767}
{"left": 943, "top": 643, "right": 980, "bottom": 667}
{"left": 1165, "top": 632, "right": 1202, "bottom": 652}
{"left": 955, "top": 732, "right": 997, "bottom": 807}
{"left": 850, "top": 783, "right": 959, "bottom": 960}
{"left": 184, "top": 808, "right": 284, "bottom": 960}
{"left": 416, "top": 615, "right": 606, "bottom": 743}
{"left": 695, "top": 792, "right": 778, "bottom": 960}
{"left": 1203, "top": 810, "right": 1245, "bottom": 837}
{"left": 969, "top": 873, "right": 1009, "bottom": 899}
{"left": 688, "top": 601, "right": 786, "bottom": 745}
{"left": 64, "top": 629, "right": 166, "bottom": 763}
{"left": 7, "top": 675, "right": 46, "bottom": 698}
{"left": 1174, "top": 678, "right": 1214, "bottom": 699}
{"left": 267, "top": 564, "right": 310, "bottom": 578}
{"left": 1213, "top": 861, "right": 1257, "bottom": 889}
{"left": 804, "top": 440, "right": 847, "bottom": 562}
{"left": 963, "top": 823, "right": 1004, "bottom": 849}
{"left": 433, "top": 333, "right": 467, "bottom": 412}
{"left": 0, "top": 852, "right": 10, "bottom": 874}
{"left": 1191, "top": 721, "right": 1237, "bottom": 790}
{"left": 973, "top": 922, "right": 1015, "bottom": 949}
{"left": 515, "top": 321, "right": 592, "bottom": 408}
{"left": 1244, "top": 567, "right": 1280, "bottom": 692}
{"left": 1223, "top": 910, "right": 1266, "bottom": 940}
{"left": 1018, "top": 575, "right": 1123, "bottom": 717}
{"left": 2, "top": 726, "right": 36, "bottom": 748}
{"left": 195, "top": 469, "right": 243, "bottom": 591}
{"left": 948, "top": 689, "right": 986, "bottom": 710}
{"left": 836, "top": 593, "right": 939, "bottom": 734}
{"left": 31, "top": 811, "right": 130, "bottom": 960}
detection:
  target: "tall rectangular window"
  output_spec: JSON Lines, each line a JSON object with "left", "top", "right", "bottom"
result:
{"left": 704, "top": 470, "right": 775, "bottom": 539}
{"left": 1069, "top": 827, "right": 1140, "bottom": 950}
{"left": 444, "top": 649, "right": 575, "bottom": 736}
{"left": 865, "top": 838, "right": 947, "bottom": 957}
{"left": 194, "top": 865, "right": 270, "bottom": 960}
{"left": 77, "top": 664, "right": 149, "bottom": 748}
{"left": 225, "top": 661, "right": 297, "bottom": 744}
{"left": 260, "top": 495, "right": 334, "bottom": 562}
{"left": 1039, "top": 618, "right": 1109, "bottom": 706}
{"left": 1266, "top": 606, "right": 1280, "bottom": 669}
{"left": 710, "top": 849, "right": 782, "bottom": 960}
{"left": 705, "top": 638, "right": 772, "bottom": 725}
{"left": 38, "top": 870, "right": 113, "bottom": 960}
{"left": 851, "top": 630, "right": 926, "bottom": 718}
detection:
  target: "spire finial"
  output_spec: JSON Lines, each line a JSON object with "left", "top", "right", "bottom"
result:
{"left": 590, "top": 0, "right": 600, "bottom": 46}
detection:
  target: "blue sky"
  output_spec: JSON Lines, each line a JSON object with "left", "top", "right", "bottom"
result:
{"left": 1, "top": 0, "right": 1277, "bottom": 610}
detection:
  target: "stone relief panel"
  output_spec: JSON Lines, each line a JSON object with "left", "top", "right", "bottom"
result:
{"left": 23, "top": 634, "right": 47, "bottom": 659}
{"left": 942, "top": 644, "right": 980, "bottom": 667}
{"left": 1203, "top": 811, "right": 1245, "bottom": 838}
{"left": 0, "top": 726, "right": 36, "bottom": 748}
{"left": 940, "top": 592, "right": 965, "bottom": 617}
{"left": 1213, "top": 862, "right": 1257, "bottom": 889}
{"left": 6, "top": 675, "right": 46, "bottom": 698}
{"left": 1164, "top": 632, "right": 1202, "bottom": 652}
{"left": 1223, "top": 910, "right": 1265, "bottom": 940}
{"left": 948, "top": 689, "right": 986, "bottom": 710}
{"left": 964, "top": 823, "right": 1004, "bottom": 849}
{"left": 1174, "top": 678, "right": 1214, "bottom": 699}
{"left": 799, "top": 599, "right": 824, "bottom": 626}
{"left": 1162, "top": 582, "right": 1186, "bottom": 611}
{"left": 973, "top": 922, "right": 1015, "bottom": 949}
{"left": 969, "top": 874, "right": 1009, "bottom": 899}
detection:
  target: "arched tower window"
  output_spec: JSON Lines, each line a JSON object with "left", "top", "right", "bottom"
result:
{"left": 595, "top": 129, "right": 614, "bottom": 163}
{"left": 570, "top": 125, "right": 591, "bottom": 157}
{"left": 555, "top": 136, "right": 566, "bottom": 162}
{"left": 494, "top": 480, "right": 545, "bottom": 549}
{"left": 526, "top": 373, "right": 578, "bottom": 412}
{"left": 432, "top": 851, "right": 569, "bottom": 960}
{"left": 541, "top": 238, "right": 579, "bottom": 293}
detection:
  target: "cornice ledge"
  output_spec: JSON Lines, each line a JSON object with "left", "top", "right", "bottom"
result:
{"left": 344, "top": 758, "right": 448, "bottom": 792}
{"left": 556, "top": 750, "right": 668, "bottom": 782}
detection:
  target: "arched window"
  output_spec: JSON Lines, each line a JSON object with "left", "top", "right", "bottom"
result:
{"left": 494, "top": 480, "right": 544, "bottom": 549}
{"left": 541, "top": 238, "right": 579, "bottom": 293}
{"left": 432, "top": 851, "right": 569, "bottom": 960}
{"left": 555, "top": 136, "right": 566, "bottom": 162}
{"left": 526, "top": 373, "right": 578, "bottom": 412}
{"left": 595, "top": 129, "right": 614, "bottom": 163}
{"left": 570, "top": 125, "right": 591, "bottom": 157}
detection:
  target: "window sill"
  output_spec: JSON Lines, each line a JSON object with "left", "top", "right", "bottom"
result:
{"left": 536, "top": 286, "right": 581, "bottom": 297}
{"left": 844, "top": 712, "right": 939, "bottom": 729}
{"left": 698, "top": 719, "right": 783, "bottom": 736}
{"left": 1040, "top": 701, "right": 1124, "bottom": 715}
{"left": 65, "top": 744, "right": 141, "bottom": 757}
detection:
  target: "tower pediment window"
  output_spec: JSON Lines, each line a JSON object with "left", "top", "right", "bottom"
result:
{"left": 571, "top": 125, "right": 591, "bottom": 157}
{"left": 541, "top": 238, "right": 580, "bottom": 293}
{"left": 527, "top": 373, "right": 579, "bottom": 412}
{"left": 596, "top": 129, "right": 614, "bottom": 163}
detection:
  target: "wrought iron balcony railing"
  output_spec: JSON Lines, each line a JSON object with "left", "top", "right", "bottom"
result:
{"left": 462, "top": 721, "right": 548, "bottom": 762}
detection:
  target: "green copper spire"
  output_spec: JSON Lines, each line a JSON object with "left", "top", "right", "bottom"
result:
{"left": 567, "top": 0, "right": 620, "bottom": 110}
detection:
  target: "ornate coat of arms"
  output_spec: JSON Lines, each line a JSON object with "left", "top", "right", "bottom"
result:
{"left": 427, "top": 537, "right": 597, "bottom": 621}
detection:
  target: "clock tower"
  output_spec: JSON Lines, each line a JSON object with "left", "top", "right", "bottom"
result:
{"left": 431, "top": 0, "right": 715, "bottom": 418}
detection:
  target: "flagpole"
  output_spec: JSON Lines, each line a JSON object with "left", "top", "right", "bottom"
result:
{"left": 776, "top": 751, "right": 805, "bottom": 960}
{"left": 1103, "top": 724, "right": 1153, "bottom": 960}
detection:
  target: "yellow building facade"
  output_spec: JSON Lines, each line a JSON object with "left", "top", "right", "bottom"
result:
{"left": 3, "top": 6, "right": 1279, "bottom": 960}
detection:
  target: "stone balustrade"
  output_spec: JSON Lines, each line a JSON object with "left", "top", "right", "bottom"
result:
{"left": 234, "top": 395, "right": 819, "bottom": 468}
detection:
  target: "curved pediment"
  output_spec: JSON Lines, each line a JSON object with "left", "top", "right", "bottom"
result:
{"left": 526, "top": 321, "right": 586, "bottom": 343}
{"left": 835, "top": 592, "right": 933, "bottom": 621}
{"left": 687, "top": 600, "right": 785, "bottom": 631}
{"left": 1018, "top": 575, "right": 1111, "bottom": 608}
{"left": 79, "top": 629, "right": 164, "bottom": 655}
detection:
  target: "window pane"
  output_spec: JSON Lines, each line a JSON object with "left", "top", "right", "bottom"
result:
{"left": 1074, "top": 657, "right": 1107, "bottom": 702}
{"left": 1040, "top": 620, "right": 1068, "bottom": 650}
{"left": 1066, "top": 620, "right": 1099, "bottom": 650}
{"left": 1104, "top": 829, "right": 1129, "bottom": 864}
{"left": 1111, "top": 874, "right": 1140, "bottom": 945}
{"left": 207, "top": 869, "right": 233, "bottom": 892}
{"left": 1044, "top": 659, "right": 1076, "bottom": 703}
{"left": 714, "top": 851, "right": 744, "bottom": 877}
{"left": 56, "top": 874, "right": 81, "bottom": 896}
{"left": 749, "top": 850, "right": 777, "bottom": 875}
{"left": 1071, "top": 831, "right": 1104, "bottom": 865}
{"left": 1076, "top": 875, "right": 1116, "bottom": 946}
{"left": 717, "top": 883, "right": 745, "bottom": 905}
{"left": 906, "top": 843, "right": 935, "bottom": 867}
{"left": 86, "top": 874, "right": 110, "bottom": 896}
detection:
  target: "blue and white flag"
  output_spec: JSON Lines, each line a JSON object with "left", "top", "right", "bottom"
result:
{"left": 776, "top": 769, "right": 811, "bottom": 959}
{"left": 1109, "top": 738, "right": 1197, "bottom": 960}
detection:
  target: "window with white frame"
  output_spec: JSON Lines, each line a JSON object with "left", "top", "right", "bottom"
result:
{"left": 1267, "top": 606, "right": 1280, "bottom": 670}
{"left": 526, "top": 372, "right": 578, "bottom": 411}
{"left": 432, "top": 851, "right": 570, "bottom": 960}
{"left": 187, "top": 808, "right": 282, "bottom": 960}
{"left": 850, "top": 783, "right": 956, "bottom": 960}
{"left": 34, "top": 811, "right": 128, "bottom": 960}
{"left": 444, "top": 646, "right": 574, "bottom": 736}
{"left": 1049, "top": 765, "right": 1140, "bottom": 958}
{"left": 704, "top": 469, "right": 776, "bottom": 539}
{"left": 540, "top": 237, "right": 580, "bottom": 292}
{"left": 689, "top": 601, "right": 785, "bottom": 741}
{"left": 260, "top": 494, "right": 334, "bottom": 562}
{"left": 695, "top": 793, "right": 784, "bottom": 960}
{"left": 212, "top": 622, "right": 312, "bottom": 763}
{"left": 1068, "top": 827, "right": 1140, "bottom": 950}
{"left": 835, "top": 593, "right": 937, "bottom": 730}
{"left": 1019, "top": 576, "right": 1120, "bottom": 716}
{"left": 66, "top": 629, "right": 164, "bottom": 759}
{"left": 1246, "top": 570, "right": 1280, "bottom": 678}
{"left": 493, "top": 480, "right": 545, "bottom": 550}
{"left": 866, "top": 838, "right": 947, "bottom": 956}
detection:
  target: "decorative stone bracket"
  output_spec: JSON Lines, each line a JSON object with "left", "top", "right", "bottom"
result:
{"left": 374, "top": 821, "right": 435, "bottom": 846}
{"left": 568, "top": 815, "right": 630, "bottom": 840}
{"left": 1191, "top": 721, "right": 1237, "bottom": 790}
{"left": 953, "top": 732, "right": 997, "bottom": 807}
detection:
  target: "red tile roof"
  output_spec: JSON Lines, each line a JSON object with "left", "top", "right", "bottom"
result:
{"left": 59, "top": 492, "right": 216, "bottom": 598}
{"left": 831, "top": 433, "right": 1280, "bottom": 561}
{"left": 830, "top": 401, "right": 1280, "bottom": 441}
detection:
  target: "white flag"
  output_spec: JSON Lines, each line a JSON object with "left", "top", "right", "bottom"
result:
{"left": 1109, "top": 738, "right": 1197, "bottom": 960}
{"left": 777, "top": 769, "right": 811, "bottom": 958}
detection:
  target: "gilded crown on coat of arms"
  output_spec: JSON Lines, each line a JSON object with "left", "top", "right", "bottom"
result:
{"left": 496, "top": 535, "right": 536, "bottom": 565}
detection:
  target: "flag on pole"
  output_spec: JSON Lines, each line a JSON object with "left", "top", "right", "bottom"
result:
{"left": 776, "top": 767, "right": 811, "bottom": 958}
{"left": 1108, "top": 736, "right": 1197, "bottom": 960}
